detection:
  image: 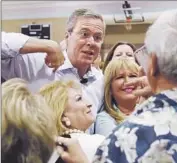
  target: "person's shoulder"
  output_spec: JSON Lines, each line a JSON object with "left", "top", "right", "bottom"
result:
{"left": 96, "top": 111, "right": 117, "bottom": 127}
{"left": 96, "top": 119, "right": 177, "bottom": 163}
{"left": 133, "top": 90, "right": 177, "bottom": 118}
{"left": 97, "top": 111, "right": 112, "bottom": 118}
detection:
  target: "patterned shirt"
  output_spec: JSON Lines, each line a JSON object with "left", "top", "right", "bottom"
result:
{"left": 93, "top": 88, "right": 177, "bottom": 163}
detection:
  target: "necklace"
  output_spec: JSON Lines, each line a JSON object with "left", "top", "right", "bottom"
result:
{"left": 61, "top": 129, "right": 84, "bottom": 136}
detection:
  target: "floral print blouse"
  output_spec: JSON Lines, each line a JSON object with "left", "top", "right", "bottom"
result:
{"left": 93, "top": 88, "right": 177, "bottom": 163}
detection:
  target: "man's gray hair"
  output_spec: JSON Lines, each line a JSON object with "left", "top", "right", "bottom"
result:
{"left": 145, "top": 10, "right": 177, "bottom": 83}
{"left": 66, "top": 8, "right": 106, "bottom": 33}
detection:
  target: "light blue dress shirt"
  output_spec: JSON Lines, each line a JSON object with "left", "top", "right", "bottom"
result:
{"left": 1, "top": 32, "right": 104, "bottom": 124}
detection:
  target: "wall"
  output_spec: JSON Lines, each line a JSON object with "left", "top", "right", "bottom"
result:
{"left": 2, "top": 17, "right": 67, "bottom": 43}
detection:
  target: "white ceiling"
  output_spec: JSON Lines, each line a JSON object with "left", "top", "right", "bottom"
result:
{"left": 2, "top": 1, "right": 177, "bottom": 20}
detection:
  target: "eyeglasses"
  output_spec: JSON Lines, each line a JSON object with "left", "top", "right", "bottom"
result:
{"left": 134, "top": 45, "right": 149, "bottom": 74}
{"left": 70, "top": 29, "right": 104, "bottom": 43}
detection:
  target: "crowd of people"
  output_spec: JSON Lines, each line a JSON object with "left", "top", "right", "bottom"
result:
{"left": 1, "top": 7, "right": 177, "bottom": 163}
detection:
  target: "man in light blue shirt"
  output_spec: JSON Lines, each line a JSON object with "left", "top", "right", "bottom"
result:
{"left": 1, "top": 8, "right": 105, "bottom": 131}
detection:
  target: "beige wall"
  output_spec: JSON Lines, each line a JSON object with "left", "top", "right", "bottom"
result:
{"left": 104, "top": 23, "right": 149, "bottom": 44}
{"left": 2, "top": 18, "right": 67, "bottom": 43}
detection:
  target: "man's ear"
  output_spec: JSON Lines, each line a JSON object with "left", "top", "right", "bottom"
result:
{"left": 150, "top": 53, "right": 159, "bottom": 77}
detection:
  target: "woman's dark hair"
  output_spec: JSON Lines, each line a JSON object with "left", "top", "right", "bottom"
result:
{"left": 103, "top": 41, "right": 138, "bottom": 72}
{"left": 2, "top": 125, "right": 53, "bottom": 163}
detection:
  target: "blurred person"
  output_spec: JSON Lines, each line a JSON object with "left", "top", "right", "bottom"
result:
{"left": 103, "top": 41, "right": 137, "bottom": 72}
{"left": 53, "top": 10, "right": 177, "bottom": 163}
{"left": 39, "top": 79, "right": 105, "bottom": 162}
{"left": 95, "top": 59, "right": 144, "bottom": 136}
{"left": 1, "top": 8, "right": 106, "bottom": 124}
{"left": 1, "top": 78, "right": 57, "bottom": 163}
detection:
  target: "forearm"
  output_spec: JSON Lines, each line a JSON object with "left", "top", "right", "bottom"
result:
{"left": 20, "top": 37, "right": 59, "bottom": 54}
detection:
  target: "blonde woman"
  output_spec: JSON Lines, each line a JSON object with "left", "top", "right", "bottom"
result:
{"left": 95, "top": 58, "right": 144, "bottom": 136}
{"left": 2, "top": 78, "right": 57, "bottom": 163}
{"left": 39, "top": 80, "right": 105, "bottom": 162}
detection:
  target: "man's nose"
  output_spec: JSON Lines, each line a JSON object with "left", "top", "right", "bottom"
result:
{"left": 86, "top": 36, "right": 95, "bottom": 46}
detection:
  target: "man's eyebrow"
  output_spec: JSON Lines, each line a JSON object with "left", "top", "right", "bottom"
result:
{"left": 80, "top": 28, "right": 103, "bottom": 35}
{"left": 79, "top": 28, "right": 90, "bottom": 31}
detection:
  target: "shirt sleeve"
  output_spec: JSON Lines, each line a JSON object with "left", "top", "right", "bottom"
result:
{"left": 1, "top": 31, "right": 47, "bottom": 81}
{"left": 1, "top": 31, "right": 30, "bottom": 58}
{"left": 94, "top": 111, "right": 117, "bottom": 137}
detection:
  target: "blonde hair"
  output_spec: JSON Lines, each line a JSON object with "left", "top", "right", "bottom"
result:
{"left": 2, "top": 78, "right": 57, "bottom": 163}
{"left": 39, "top": 80, "right": 80, "bottom": 135}
{"left": 104, "top": 58, "right": 140, "bottom": 123}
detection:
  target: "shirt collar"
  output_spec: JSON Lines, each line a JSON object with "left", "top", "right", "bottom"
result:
{"left": 56, "top": 50, "right": 97, "bottom": 79}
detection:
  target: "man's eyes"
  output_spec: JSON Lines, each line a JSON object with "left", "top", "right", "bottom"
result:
{"left": 80, "top": 31, "right": 89, "bottom": 37}
{"left": 79, "top": 31, "right": 103, "bottom": 41}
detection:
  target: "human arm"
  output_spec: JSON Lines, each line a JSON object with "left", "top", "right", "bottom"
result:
{"left": 2, "top": 31, "right": 64, "bottom": 69}
{"left": 1, "top": 31, "right": 64, "bottom": 80}
{"left": 94, "top": 111, "right": 117, "bottom": 137}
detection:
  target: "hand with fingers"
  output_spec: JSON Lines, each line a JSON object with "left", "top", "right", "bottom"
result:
{"left": 55, "top": 136, "right": 89, "bottom": 163}
{"left": 125, "top": 67, "right": 153, "bottom": 98}
{"left": 44, "top": 41, "right": 65, "bottom": 72}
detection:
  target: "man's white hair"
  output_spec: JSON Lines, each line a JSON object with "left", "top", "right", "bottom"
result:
{"left": 145, "top": 10, "right": 177, "bottom": 83}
